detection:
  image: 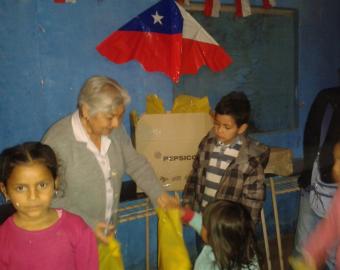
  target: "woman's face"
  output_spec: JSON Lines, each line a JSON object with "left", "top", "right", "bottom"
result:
{"left": 87, "top": 104, "right": 125, "bottom": 137}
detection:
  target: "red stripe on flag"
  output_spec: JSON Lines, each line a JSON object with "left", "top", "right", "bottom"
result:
{"left": 235, "top": 0, "right": 243, "bottom": 17}
{"left": 97, "top": 31, "right": 183, "bottom": 83}
{"left": 263, "top": 0, "right": 276, "bottom": 8}
{"left": 204, "top": 0, "right": 213, "bottom": 17}
{"left": 235, "top": 0, "right": 251, "bottom": 17}
{"left": 181, "top": 38, "right": 232, "bottom": 74}
{"left": 204, "top": 0, "right": 220, "bottom": 17}
{"left": 54, "top": 0, "right": 76, "bottom": 3}
{"left": 263, "top": 0, "right": 272, "bottom": 9}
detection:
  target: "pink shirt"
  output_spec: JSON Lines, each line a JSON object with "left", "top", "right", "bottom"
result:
{"left": 0, "top": 209, "right": 98, "bottom": 270}
{"left": 304, "top": 189, "right": 340, "bottom": 268}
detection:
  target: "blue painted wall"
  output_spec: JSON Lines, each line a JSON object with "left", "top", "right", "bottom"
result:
{"left": 1, "top": 0, "right": 340, "bottom": 269}
{"left": 0, "top": 0, "right": 174, "bottom": 150}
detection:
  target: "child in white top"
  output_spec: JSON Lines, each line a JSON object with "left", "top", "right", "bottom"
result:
{"left": 182, "top": 200, "right": 260, "bottom": 270}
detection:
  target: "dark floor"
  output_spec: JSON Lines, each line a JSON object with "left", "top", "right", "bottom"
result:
{"left": 258, "top": 233, "right": 295, "bottom": 270}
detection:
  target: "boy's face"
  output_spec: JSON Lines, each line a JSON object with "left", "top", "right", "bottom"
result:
{"left": 213, "top": 114, "right": 248, "bottom": 144}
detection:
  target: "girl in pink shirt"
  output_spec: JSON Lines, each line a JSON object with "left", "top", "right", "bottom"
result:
{"left": 0, "top": 142, "right": 99, "bottom": 270}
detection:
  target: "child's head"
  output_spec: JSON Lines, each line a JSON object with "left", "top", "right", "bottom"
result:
{"left": 0, "top": 142, "right": 58, "bottom": 219}
{"left": 202, "top": 200, "right": 257, "bottom": 269}
{"left": 213, "top": 91, "right": 250, "bottom": 144}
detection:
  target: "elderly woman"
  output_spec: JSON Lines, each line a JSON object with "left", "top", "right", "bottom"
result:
{"left": 43, "top": 75, "right": 172, "bottom": 243}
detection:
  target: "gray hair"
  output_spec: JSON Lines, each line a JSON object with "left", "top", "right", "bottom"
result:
{"left": 77, "top": 76, "right": 131, "bottom": 115}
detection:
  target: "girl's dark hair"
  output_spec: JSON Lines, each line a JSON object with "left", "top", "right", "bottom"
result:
{"left": 215, "top": 91, "right": 251, "bottom": 127}
{"left": 0, "top": 142, "right": 58, "bottom": 186}
{"left": 203, "top": 200, "right": 258, "bottom": 270}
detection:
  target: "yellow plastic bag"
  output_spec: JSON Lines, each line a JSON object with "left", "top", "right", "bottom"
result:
{"left": 172, "top": 95, "right": 210, "bottom": 113}
{"left": 129, "top": 110, "right": 139, "bottom": 128}
{"left": 288, "top": 256, "right": 316, "bottom": 270}
{"left": 98, "top": 237, "right": 124, "bottom": 270}
{"left": 146, "top": 94, "right": 166, "bottom": 114}
{"left": 157, "top": 208, "right": 191, "bottom": 270}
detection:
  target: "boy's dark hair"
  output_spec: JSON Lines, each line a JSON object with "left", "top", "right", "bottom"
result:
{"left": 203, "top": 200, "right": 258, "bottom": 270}
{"left": 0, "top": 142, "right": 58, "bottom": 186}
{"left": 215, "top": 91, "right": 251, "bottom": 126}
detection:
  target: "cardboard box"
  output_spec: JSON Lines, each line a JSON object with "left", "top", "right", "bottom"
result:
{"left": 264, "top": 147, "right": 293, "bottom": 176}
{"left": 135, "top": 113, "right": 213, "bottom": 191}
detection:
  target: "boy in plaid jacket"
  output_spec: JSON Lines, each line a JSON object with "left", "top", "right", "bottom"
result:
{"left": 182, "top": 91, "right": 270, "bottom": 223}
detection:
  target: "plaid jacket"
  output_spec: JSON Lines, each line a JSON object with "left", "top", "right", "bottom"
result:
{"left": 183, "top": 131, "right": 270, "bottom": 223}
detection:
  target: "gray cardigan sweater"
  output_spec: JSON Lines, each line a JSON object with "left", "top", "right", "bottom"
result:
{"left": 42, "top": 115, "right": 164, "bottom": 228}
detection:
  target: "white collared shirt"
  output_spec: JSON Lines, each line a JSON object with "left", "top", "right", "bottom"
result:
{"left": 71, "top": 110, "right": 114, "bottom": 224}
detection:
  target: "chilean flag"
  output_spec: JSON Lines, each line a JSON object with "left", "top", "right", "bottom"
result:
{"left": 96, "top": 0, "right": 232, "bottom": 83}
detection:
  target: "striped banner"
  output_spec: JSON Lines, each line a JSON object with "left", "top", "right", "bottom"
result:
{"left": 263, "top": 0, "right": 276, "bottom": 8}
{"left": 176, "top": 0, "right": 190, "bottom": 6}
{"left": 204, "top": 0, "right": 221, "bottom": 18}
{"left": 54, "top": 0, "right": 77, "bottom": 3}
{"left": 235, "top": 0, "right": 251, "bottom": 17}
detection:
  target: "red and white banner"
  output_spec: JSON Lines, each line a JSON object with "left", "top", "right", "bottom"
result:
{"left": 235, "top": 0, "right": 251, "bottom": 17}
{"left": 263, "top": 0, "right": 276, "bottom": 8}
{"left": 204, "top": 0, "right": 221, "bottom": 18}
{"left": 54, "top": 0, "right": 76, "bottom": 3}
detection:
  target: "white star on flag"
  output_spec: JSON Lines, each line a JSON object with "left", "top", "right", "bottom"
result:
{"left": 152, "top": 11, "right": 164, "bottom": 25}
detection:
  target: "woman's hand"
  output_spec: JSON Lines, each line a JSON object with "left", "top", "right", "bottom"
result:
{"left": 156, "top": 192, "right": 180, "bottom": 209}
{"left": 95, "top": 222, "right": 115, "bottom": 245}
